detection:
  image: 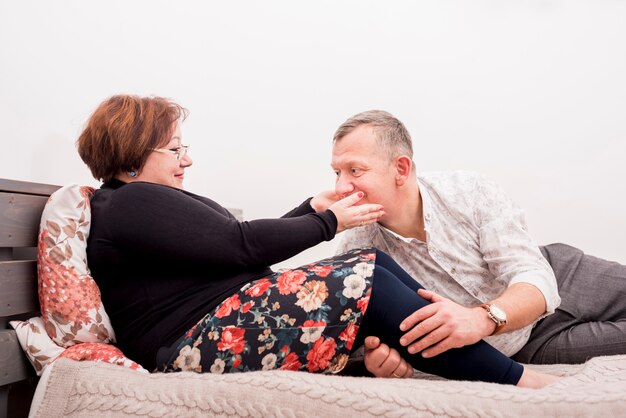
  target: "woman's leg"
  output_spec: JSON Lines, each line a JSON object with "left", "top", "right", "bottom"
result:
{"left": 157, "top": 247, "right": 555, "bottom": 386}
{"left": 356, "top": 250, "right": 523, "bottom": 384}
{"left": 158, "top": 248, "right": 378, "bottom": 374}
{"left": 372, "top": 249, "right": 425, "bottom": 293}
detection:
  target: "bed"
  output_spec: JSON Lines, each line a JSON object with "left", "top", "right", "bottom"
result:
{"left": 2, "top": 177, "right": 626, "bottom": 418}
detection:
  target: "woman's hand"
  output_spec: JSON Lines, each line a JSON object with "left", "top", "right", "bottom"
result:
{"left": 364, "top": 336, "right": 413, "bottom": 378}
{"left": 328, "top": 192, "right": 384, "bottom": 233}
{"left": 310, "top": 190, "right": 341, "bottom": 212}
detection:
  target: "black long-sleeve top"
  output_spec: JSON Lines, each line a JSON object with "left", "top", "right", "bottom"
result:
{"left": 87, "top": 179, "right": 338, "bottom": 370}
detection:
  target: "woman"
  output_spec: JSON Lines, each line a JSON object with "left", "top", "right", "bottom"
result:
{"left": 77, "top": 95, "right": 558, "bottom": 388}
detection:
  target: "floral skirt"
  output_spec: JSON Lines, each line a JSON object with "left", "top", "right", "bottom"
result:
{"left": 159, "top": 248, "right": 376, "bottom": 375}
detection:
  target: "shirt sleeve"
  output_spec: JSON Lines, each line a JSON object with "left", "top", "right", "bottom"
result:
{"left": 335, "top": 233, "right": 353, "bottom": 255}
{"left": 107, "top": 183, "right": 338, "bottom": 269}
{"left": 473, "top": 176, "right": 561, "bottom": 314}
{"left": 335, "top": 227, "right": 374, "bottom": 255}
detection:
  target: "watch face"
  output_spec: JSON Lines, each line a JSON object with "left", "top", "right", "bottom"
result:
{"left": 490, "top": 305, "right": 507, "bottom": 322}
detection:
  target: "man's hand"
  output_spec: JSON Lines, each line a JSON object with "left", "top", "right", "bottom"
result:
{"left": 399, "top": 289, "right": 495, "bottom": 358}
{"left": 363, "top": 336, "right": 413, "bottom": 378}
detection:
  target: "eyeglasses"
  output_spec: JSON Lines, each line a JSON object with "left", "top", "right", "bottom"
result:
{"left": 152, "top": 145, "right": 189, "bottom": 160}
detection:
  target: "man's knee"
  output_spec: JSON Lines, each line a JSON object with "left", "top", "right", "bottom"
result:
{"left": 540, "top": 243, "right": 583, "bottom": 261}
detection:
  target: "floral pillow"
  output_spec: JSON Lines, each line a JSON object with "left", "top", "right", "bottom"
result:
{"left": 10, "top": 317, "right": 145, "bottom": 376}
{"left": 9, "top": 317, "right": 64, "bottom": 375}
{"left": 59, "top": 342, "right": 145, "bottom": 371}
{"left": 37, "top": 184, "right": 116, "bottom": 347}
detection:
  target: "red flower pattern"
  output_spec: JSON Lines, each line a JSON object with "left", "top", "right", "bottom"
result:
{"left": 217, "top": 326, "right": 246, "bottom": 354}
{"left": 244, "top": 278, "right": 272, "bottom": 297}
{"left": 59, "top": 342, "right": 142, "bottom": 370}
{"left": 338, "top": 323, "right": 359, "bottom": 350}
{"left": 306, "top": 337, "right": 337, "bottom": 372}
{"left": 360, "top": 252, "right": 376, "bottom": 261}
{"left": 276, "top": 270, "right": 307, "bottom": 295}
{"left": 307, "top": 265, "right": 332, "bottom": 278}
{"left": 215, "top": 294, "right": 241, "bottom": 318}
{"left": 184, "top": 323, "right": 199, "bottom": 339}
{"left": 301, "top": 319, "right": 326, "bottom": 329}
{"left": 356, "top": 290, "right": 371, "bottom": 315}
{"left": 280, "top": 352, "right": 303, "bottom": 371}
{"left": 241, "top": 301, "right": 254, "bottom": 313}
{"left": 38, "top": 229, "right": 102, "bottom": 325}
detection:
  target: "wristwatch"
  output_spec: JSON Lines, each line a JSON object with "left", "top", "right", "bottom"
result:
{"left": 480, "top": 303, "right": 507, "bottom": 335}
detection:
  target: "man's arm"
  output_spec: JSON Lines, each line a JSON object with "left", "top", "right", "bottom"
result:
{"left": 486, "top": 282, "right": 547, "bottom": 333}
{"left": 361, "top": 173, "right": 559, "bottom": 364}
{"left": 396, "top": 174, "right": 559, "bottom": 357}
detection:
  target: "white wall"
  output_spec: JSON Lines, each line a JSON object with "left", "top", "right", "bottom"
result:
{"left": 1, "top": 0, "right": 625, "bottom": 268}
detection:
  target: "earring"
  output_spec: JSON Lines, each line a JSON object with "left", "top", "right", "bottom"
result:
{"left": 129, "top": 170, "right": 137, "bottom": 177}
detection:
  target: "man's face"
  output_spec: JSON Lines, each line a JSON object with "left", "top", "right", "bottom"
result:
{"left": 331, "top": 124, "right": 398, "bottom": 213}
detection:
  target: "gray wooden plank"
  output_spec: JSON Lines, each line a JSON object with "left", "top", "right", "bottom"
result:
{"left": 0, "top": 249, "right": 10, "bottom": 262}
{"left": 0, "top": 193, "right": 47, "bottom": 248}
{"left": 0, "top": 330, "right": 33, "bottom": 386}
{"left": 0, "top": 179, "right": 59, "bottom": 197}
{"left": 0, "top": 261, "right": 38, "bottom": 317}
{"left": 12, "top": 248, "right": 37, "bottom": 261}
{"left": 0, "top": 387, "right": 7, "bottom": 418}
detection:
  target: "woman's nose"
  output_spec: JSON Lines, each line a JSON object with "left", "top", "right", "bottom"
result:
{"left": 181, "top": 153, "right": 193, "bottom": 167}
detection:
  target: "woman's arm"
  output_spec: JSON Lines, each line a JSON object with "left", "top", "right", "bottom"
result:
{"left": 108, "top": 183, "right": 337, "bottom": 269}
{"left": 282, "top": 190, "right": 342, "bottom": 218}
{"left": 281, "top": 197, "right": 316, "bottom": 218}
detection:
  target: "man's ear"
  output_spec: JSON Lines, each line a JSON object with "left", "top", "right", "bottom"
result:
{"left": 394, "top": 155, "right": 413, "bottom": 186}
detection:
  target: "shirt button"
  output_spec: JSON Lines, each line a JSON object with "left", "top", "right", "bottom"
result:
{"left": 450, "top": 267, "right": 456, "bottom": 274}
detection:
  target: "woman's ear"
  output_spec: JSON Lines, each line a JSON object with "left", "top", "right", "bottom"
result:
{"left": 394, "top": 155, "right": 413, "bottom": 186}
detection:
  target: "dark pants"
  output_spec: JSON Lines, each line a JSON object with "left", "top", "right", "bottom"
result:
{"left": 360, "top": 250, "right": 523, "bottom": 384}
{"left": 512, "top": 243, "right": 626, "bottom": 364}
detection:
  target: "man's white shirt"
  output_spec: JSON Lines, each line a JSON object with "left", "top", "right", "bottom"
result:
{"left": 337, "top": 171, "right": 561, "bottom": 356}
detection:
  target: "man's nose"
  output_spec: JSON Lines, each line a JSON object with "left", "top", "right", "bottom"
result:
{"left": 335, "top": 176, "right": 355, "bottom": 197}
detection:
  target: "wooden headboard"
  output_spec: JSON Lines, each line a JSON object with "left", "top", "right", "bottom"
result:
{"left": 0, "top": 179, "right": 60, "bottom": 418}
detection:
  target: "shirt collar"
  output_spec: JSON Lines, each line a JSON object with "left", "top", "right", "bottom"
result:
{"left": 378, "top": 179, "right": 432, "bottom": 244}
{"left": 416, "top": 176, "right": 433, "bottom": 224}
{"left": 379, "top": 224, "right": 415, "bottom": 243}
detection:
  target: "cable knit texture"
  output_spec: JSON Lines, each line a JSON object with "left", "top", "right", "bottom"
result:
{"left": 33, "top": 355, "right": 626, "bottom": 417}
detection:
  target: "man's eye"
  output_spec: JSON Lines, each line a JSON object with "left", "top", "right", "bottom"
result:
{"left": 351, "top": 168, "right": 362, "bottom": 175}
{"left": 169, "top": 147, "right": 181, "bottom": 152}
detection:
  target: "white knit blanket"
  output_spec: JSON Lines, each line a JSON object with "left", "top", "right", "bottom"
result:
{"left": 32, "top": 355, "right": 626, "bottom": 417}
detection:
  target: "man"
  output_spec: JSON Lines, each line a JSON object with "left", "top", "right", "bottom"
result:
{"left": 331, "top": 110, "right": 626, "bottom": 378}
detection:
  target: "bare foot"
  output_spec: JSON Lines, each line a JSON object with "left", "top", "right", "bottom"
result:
{"left": 517, "top": 367, "right": 562, "bottom": 389}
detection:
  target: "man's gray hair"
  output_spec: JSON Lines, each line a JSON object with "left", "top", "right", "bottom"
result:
{"left": 333, "top": 110, "right": 413, "bottom": 161}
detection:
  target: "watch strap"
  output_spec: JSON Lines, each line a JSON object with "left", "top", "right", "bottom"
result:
{"left": 480, "top": 303, "right": 507, "bottom": 336}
